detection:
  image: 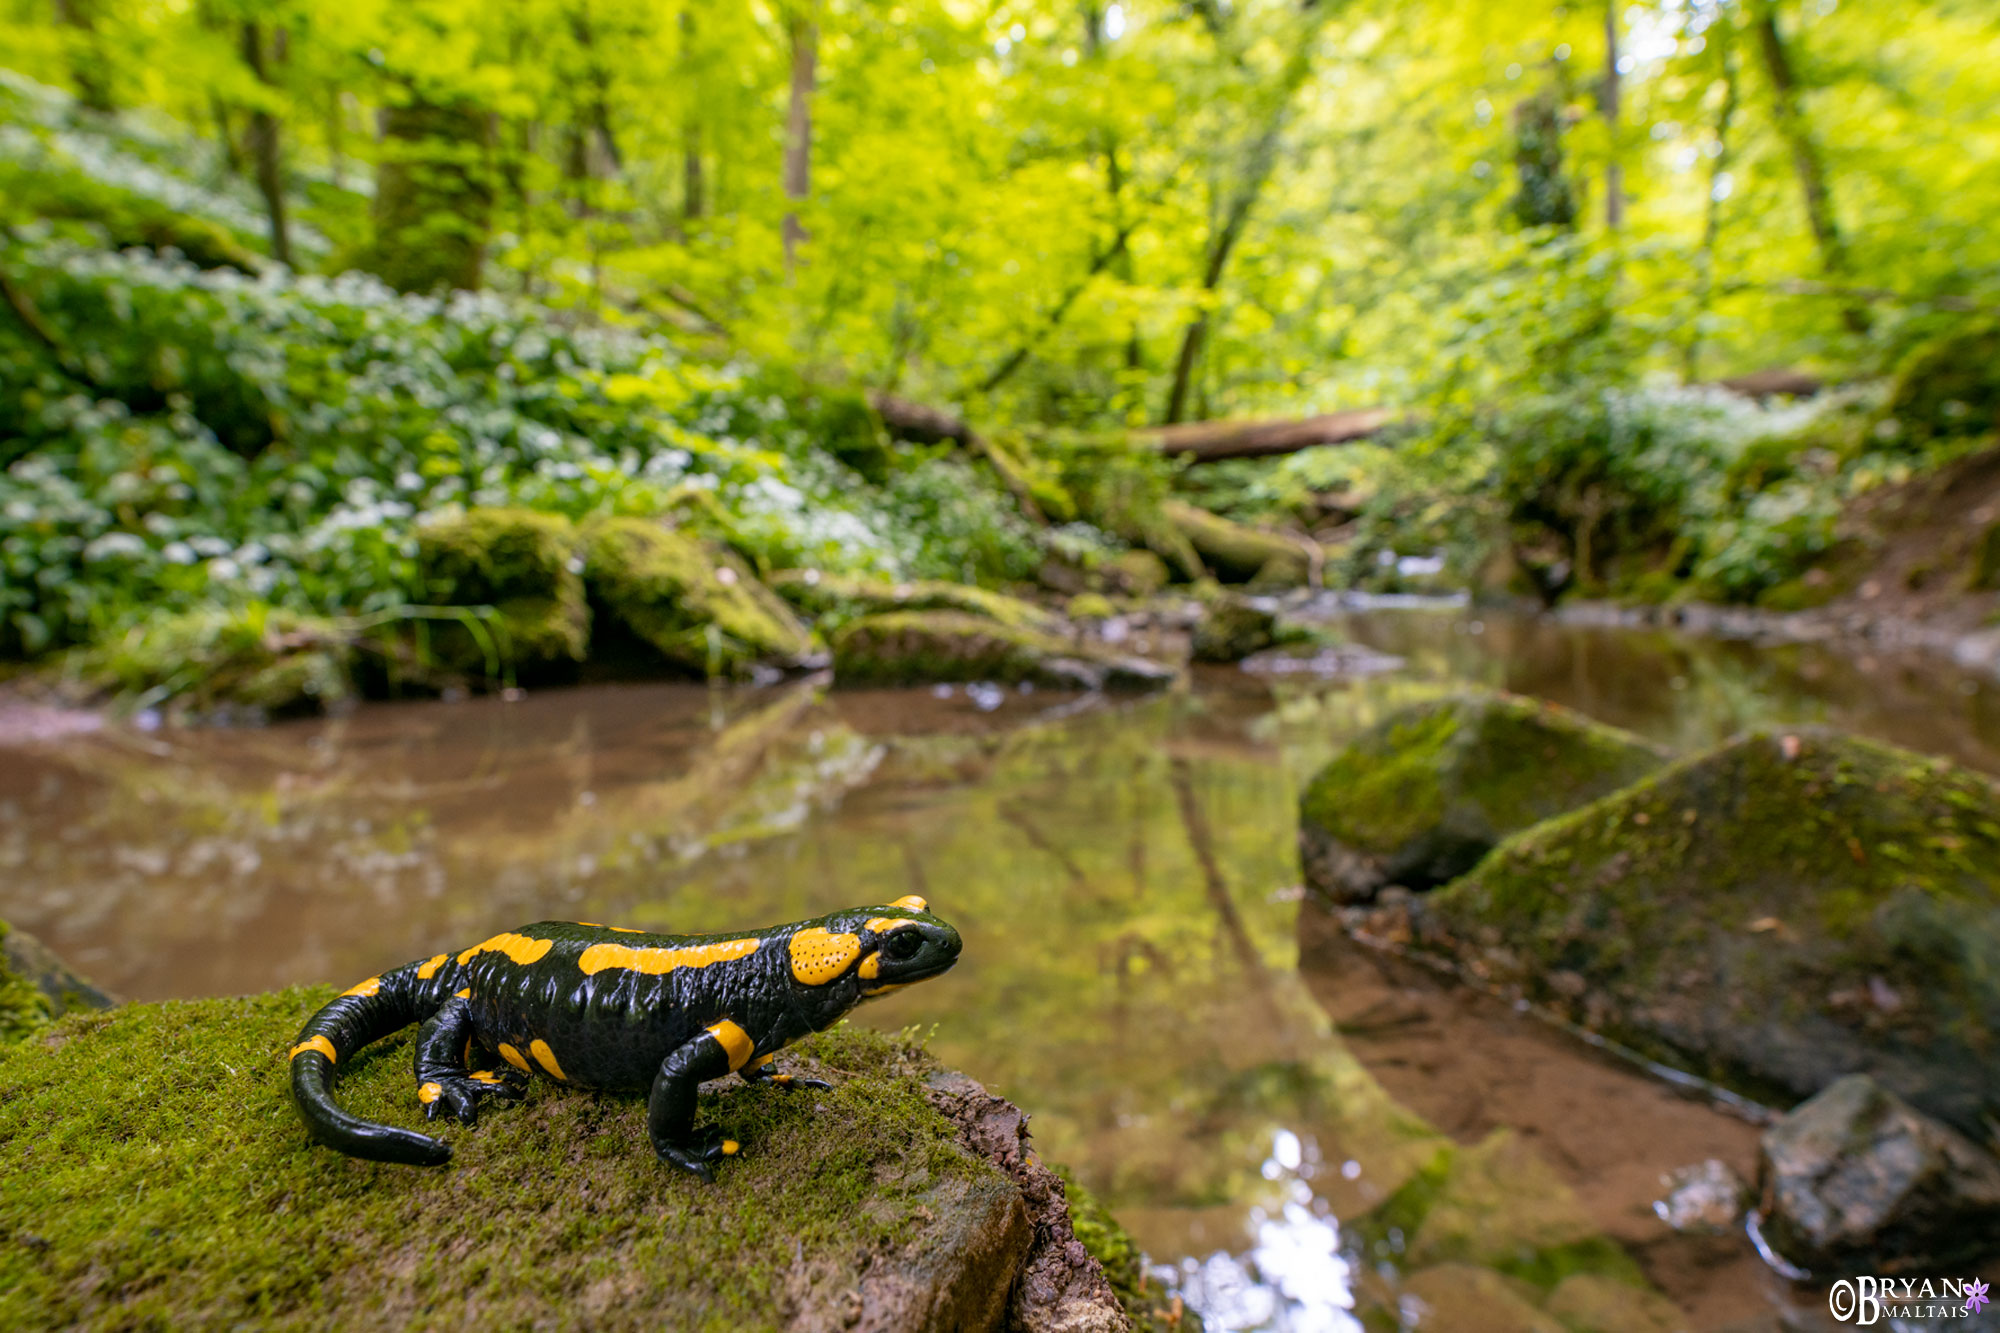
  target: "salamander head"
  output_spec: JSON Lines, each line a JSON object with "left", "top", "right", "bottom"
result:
{"left": 783, "top": 895, "right": 962, "bottom": 1025}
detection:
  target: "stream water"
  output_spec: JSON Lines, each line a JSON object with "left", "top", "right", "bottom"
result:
{"left": 5, "top": 605, "right": 1999, "bottom": 1331}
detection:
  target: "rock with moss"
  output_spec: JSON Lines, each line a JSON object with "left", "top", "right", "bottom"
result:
{"left": 0, "top": 990, "right": 1105, "bottom": 1332}
{"left": 66, "top": 605, "right": 357, "bottom": 719}
{"left": 415, "top": 508, "right": 590, "bottom": 677}
{"left": 832, "top": 611, "right": 1178, "bottom": 692}
{"left": 771, "top": 570, "right": 1069, "bottom": 638}
{"left": 1419, "top": 728, "right": 2000, "bottom": 1141}
{"left": 1055, "top": 1166, "right": 1199, "bottom": 1333}
{"left": 1190, "top": 589, "right": 1282, "bottom": 664}
{"left": 1883, "top": 323, "right": 2000, "bottom": 446}
{"left": 583, "top": 517, "right": 816, "bottom": 678}
{"left": 0, "top": 921, "right": 115, "bottom": 1044}
{"left": 1298, "top": 694, "right": 1664, "bottom": 906}
{"left": 1758, "top": 1074, "right": 2000, "bottom": 1275}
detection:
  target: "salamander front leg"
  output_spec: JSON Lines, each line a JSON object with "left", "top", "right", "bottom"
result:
{"left": 412, "top": 992, "right": 526, "bottom": 1125}
{"left": 742, "top": 1053, "right": 831, "bottom": 1091}
{"left": 649, "top": 1020, "right": 755, "bottom": 1181}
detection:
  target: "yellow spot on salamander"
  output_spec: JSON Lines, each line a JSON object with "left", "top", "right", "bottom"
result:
{"left": 416, "top": 954, "right": 449, "bottom": 980}
{"left": 289, "top": 1035, "right": 338, "bottom": 1063}
{"left": 859, "top": 954, "right": 881, "bottom": 981}
{"left": 721, "top": 1140, "right": 740, "bottom": 1155}
{"left": 788, "top": 927, "right": 861, "bottom": 985}
{"left": 863, "top": 983, "right": 912, "bottom": 998}
{"left": 340, "top": 976, "right": 382, "bottom": 998}
{"left": 753, "top": 1053, "right": 776, "bottom": 1069}
{"left": 470, "top": 1070, "right": 507, "bottom": 1085}
{"left": 890, "top": 895, "right": 928, "bottom": 912}
{"left": 574, "top": 921, "right": 603, "bottom": 928}
{"left": 609, "top": 925, "right": 644, "bottom": 933}
{"left": 418, "top": 1082, "right": 442, "bottom": 1104}
{"left": 578, "top": 937, "right": 760, "bottom": 977}
{"left": 529, "top": 1039, "right": 568, "bottom": 1081}
{"left": 456, "top": 932, "right": 555, "bottom": 967}
{"left": 454, "top": 989, "right": 471, "bottom": 999}
{"left": 706, "top": 1020, "right": 755, "bottom": 1072}
{"left": 865, "top": 917, "right": 918, "bottom": 935}
{"left": 499, "top": 1043, "right": 531, "bottom": 1073}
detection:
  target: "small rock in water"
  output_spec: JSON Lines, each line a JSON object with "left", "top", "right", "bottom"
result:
{"left": 1759, "top": 1074, "right": 2000, "bottom": 1274}
{"left": 1652, "top": 1159, "right": 1747, "bottom": 1235}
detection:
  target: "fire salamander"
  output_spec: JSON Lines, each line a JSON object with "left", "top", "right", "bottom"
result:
{"left": 288, "top": 896, "right": 961, "bottom": 1180}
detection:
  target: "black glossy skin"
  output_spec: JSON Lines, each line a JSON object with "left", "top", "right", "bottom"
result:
{"left": 287, "top": 899, "right": 962, "bottom": 1179}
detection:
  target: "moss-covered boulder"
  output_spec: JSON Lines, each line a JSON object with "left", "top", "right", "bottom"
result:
{"left": 583, "top": 518, "right": 816, "bottom": 678}
{"left": 1190, "top": 590, "right": 1282, "bottom": 664}
{"left": 415, "top": 508, "right": 590, "bottom": 677}
{"left": 1419, "top": 729, "right": 2000, "bottom": 1140}
{"left": 832, "top": 611, "right": 1179, "bottom": 692}
{"left": 66, "top": 606, "right": 357, "bottom": 719}
{"left": 0, "top": 992, "right": 1077, "bottom": 1332}
{"left": 771, "top": 571, "right": 1069, "bottom": 638}
{"left": 0, "top": 921, "right": 115, "bottom": 1045}
{"left": 1298, "top": 694, "right": 1664, "bottom": 906}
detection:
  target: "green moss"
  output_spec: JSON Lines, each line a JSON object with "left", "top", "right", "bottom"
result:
{"left": 1191, "top": 590, "right": 1282, "bottom": 664}
{"left": 583, "top": 517, "right": 815, "bottom": 678}
{"left": 0, "top": 992, "right": 1010, "bottom": 1331}
{"left": 1163, "top": 501, "right": 1310, "bottom": 585}
{"left": 1883, "top": 324, "right": 2000, "bottom": 447}
{"left": 1066, "top": 593, "right": 1117, "bottom": 621}
{"left": 64, "top": 604, "right": 356, "bottom": 718}
{"left": 416, "top": 508, "right": 590, "bottom": 672}
{"left": 0, "top": 921, "right": 55, "bottom": 1046}
{"left": 1106, "top": 550, "right": 1172, "bottom": 598}
{"left": 1056, "top": 1168, "right": 1201, "bottom": 1333}
{"left": 1426, "top": 729, "right": 2000, "bottom": 1132}
{"left": 1299, "top": 693, "right": 1662, "bottom": 868}
{"left": 830, "top": 610, "right": 1173, "bottom": 691}
{"left": 770, "top": 571, "right": 1067, "bottom": 638}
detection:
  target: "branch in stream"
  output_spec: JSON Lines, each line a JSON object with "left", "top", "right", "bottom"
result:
{"left": 1168, "top": 755, "right": 1284, "bottom": 1031}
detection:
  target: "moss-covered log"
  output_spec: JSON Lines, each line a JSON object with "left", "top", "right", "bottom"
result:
{"left": 1420, "top": 728, "right": 2000, "bottom": 1139}
{"left": 1162, "top": 501, "right": 1315, "bottom": 585}
{"left": 769, "top": 571, "right": 1067, "bottom": 638}
{"left": 0, "top": 993, "right": 1078, "bottom": 1331}
{"left": 1298, "top": 693, "right": 1664, "bottom": 905}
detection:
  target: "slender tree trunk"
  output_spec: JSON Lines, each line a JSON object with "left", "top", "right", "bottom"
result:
{"left": 240, "top": 22, "right": 293, "bottom": 269}
{"left": 782, "top": 7, "right": 817, "bottom": 277}
{"left": 326, "top": 91, "right": 348, "bottom": 191}
{"left": 680, "top": 9, "right": 704, "bottom": 221}
{"left": 51, "top": 0, "right": 113, "bottom": 112}
{"left": 1601, "top": 0, "right": 1623, "bottom": 229}
{"left": 1683, "top": 43, "right": 1739, "bottom": 380}
{"left": 1751, "top": 0, "right": 1868, "bottom": 333}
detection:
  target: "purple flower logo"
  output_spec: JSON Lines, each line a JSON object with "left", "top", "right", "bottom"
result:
{"left": 1967, "top": 1278, "right": 1990, "bottom": 1314}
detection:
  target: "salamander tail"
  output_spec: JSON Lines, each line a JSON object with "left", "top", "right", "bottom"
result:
{"left": 287, "top": 969, "right": 453, "bottom": 1167}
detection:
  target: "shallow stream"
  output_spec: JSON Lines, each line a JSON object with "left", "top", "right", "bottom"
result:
{"left": 7, "top": 606, "right": 1999, "bottom": 1330}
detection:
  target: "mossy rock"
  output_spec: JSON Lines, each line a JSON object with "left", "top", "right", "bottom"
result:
{"left": 1104, "top": 551, "right": 1171, "bottom": 598}
{"left": 831, "top": 611, "right": 1178, "bottom": 692}
{"left": 1883, "top": 323, "right": 2000, "bottom": 446}
{"left": 0, "top": 921, "right": 114, "bottom": 1046}
{"left": 1420, "top": 728, "right": 2000, "bottom": 1140}
{"left": 1058, "top": 1167, "right": 1202, "bottom": 1333}
{"left": 0, "top": 993, "right": 1036, "bottom": 1331}
{"left": 583, "top": 517, "right": 816, "bottom": 678}
{"left": 65, "top": 606, "right": 357, "bottom": 719}
{"left": 770, "top": 571, "right": 1068, "bottom": 638}
{"left": 1298, "top": 693, "right": 1664, "bottom": 905}
{"left": 1190, "top": 590, "right": 1281, "bottom": 664}
{"left": 415, "top": 508, "right": 590, "bottom": 676}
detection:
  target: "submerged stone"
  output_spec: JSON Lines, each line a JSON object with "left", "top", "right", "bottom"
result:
{"left": 831, "top": 611, "right": 1178, "bottom": 691}
{"left": 583, "top": 517, "right": 816, "bottom": 677}
{"left": 1297, "top": 693, "right": 1663, "bottom": 905}
{"left": 1759, "top": 1074, "right": 2000, "bottom": 1275}
{"left": 415, "top": 508, "right": 590, "bottom": 676}
{"left": 1420, "top": 728, "right": 2000, "bottom": 1142}
{"left": 0, "top": 990, "right": 1111, "bottom": 1332}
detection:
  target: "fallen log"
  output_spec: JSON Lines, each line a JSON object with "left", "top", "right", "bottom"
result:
{"left": 1142, "top": 408, "right": 1399, "bottom": 463}
{"left": 1164, "top": 500, "right": 1318, "bottom": 585}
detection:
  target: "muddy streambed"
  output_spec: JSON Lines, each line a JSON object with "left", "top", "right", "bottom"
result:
{"left": 5, "top": 606, "right": 1999, "bottom": 1331}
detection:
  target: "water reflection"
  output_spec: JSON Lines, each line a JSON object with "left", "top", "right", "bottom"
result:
{"left": 6, "top": 608, "right": 2000, "bottom": 1329}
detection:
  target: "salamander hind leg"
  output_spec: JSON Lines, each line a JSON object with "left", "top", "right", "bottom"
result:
{"left": 413, "top": 993, "right": 528, "bottom": 1126}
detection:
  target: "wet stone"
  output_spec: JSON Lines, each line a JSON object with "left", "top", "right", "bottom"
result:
{"left": 1652, "top": 1159, "right": 1748, "bottom": 1236}
{"left": 1759, "top": 1074, "right": 2000, "bottom": 1275}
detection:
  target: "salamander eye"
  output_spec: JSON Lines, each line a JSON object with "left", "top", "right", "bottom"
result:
{"left": 883, "top": 929, "right": 924, "bottom": 962}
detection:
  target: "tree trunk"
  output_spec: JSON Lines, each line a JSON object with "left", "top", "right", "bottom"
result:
{"left": 1601, "top": 0, "right": 1623, "bottom": 230}
{"left": 1751, "top": 0, "right": 1868, "bottom": 333}
{"left": 1146, "top": 409, "right": 1397, "bottom": 462}
{"left": 370, "top": 97, "right": 494, "bottom": 294}
{"left": 51, "top": 0, "right": 113, "bottom": 112}
{"left": 1683, "top": 41, "right": 1738, "bottom": 380}
{"left": 783, "top": 6, "right": 817, "bottom": 276}
{"left": 240, "top": 22, "right": 293, "bottom": 269}
{"left": 1511, "top": 90, "right": 1577, "bottom": 229}
{"left": 680, "top": 10, "right": 704, "bottom": 221}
